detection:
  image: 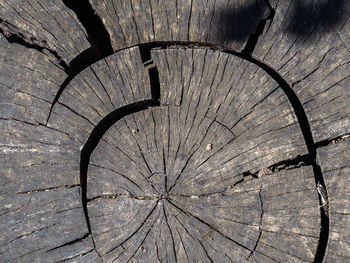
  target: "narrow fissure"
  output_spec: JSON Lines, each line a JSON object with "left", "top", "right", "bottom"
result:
{"left": 242, "top": 0, "right": 275, "bottom": 56}
{"left": 135, "top": 42, "right": 328, "bottom": 263}
{"left": 148, "top": 66, "right": 161, "bottom": 103}
{"left": 315, "top": 133, "right": 350, "bottom": 149}
{"left": 45, "top": 233, "right": 90, "bottom": 253}
{"left": 2, "top": 0, "right": 333, "bottom": 259}
{"left": 0, "top": 18, "right": 69, "bottom": 71}
{"left": 45, "top": 0, "right": 115, "bottom": 123}
{"left": 168, "top": 199, "right": 252, "bottom": 252}
{"left": 61, "top": 0, "right": 113, "bottom": 54}
{"left": 87, "top": 193, "right": 169, "bottom": 202}
{"left": 254, "top": 154, "right": 312, "bottom": 176}
{"left": 231, "top": 154, "right": 311, "bottom": 189}
{"left": 46, "top": 47, "right": 111, "bottom": 124}
{"left": 16, "top": 184, "right": 79, "bottom": 195}
{"left": 80, "top": 42, "right": 162, "bottom": 234}
{"left": 139, "top": 44, "right": 161, "bottom": 103}
{"left": 245, "top": 188, "right": 264, "bottom": 262}
{"left": 139, "top": 43, "right": 153, "bottom": 63}
{"left": 239, "top": 47, "right": 329, "bottom": 263}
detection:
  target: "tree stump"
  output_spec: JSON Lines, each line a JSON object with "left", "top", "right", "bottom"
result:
{"left": 0, "top": 1, "right": 349, "bottom": 262}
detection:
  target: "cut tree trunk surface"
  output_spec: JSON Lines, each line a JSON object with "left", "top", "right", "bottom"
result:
{"left": 0, "top": 0, "right": 349, "bottom": 262}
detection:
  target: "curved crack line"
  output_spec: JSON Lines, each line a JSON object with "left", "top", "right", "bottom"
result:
{"left": 46, "top": 47, "right": 112, "bottom": 124}
{"left": 79, "top": 45, "right": 161, "bottom": 240}
{"left": 48, "top": 40, "right": 328, "bottom": 262}
{"left": 45, "top": 0, "right": 114, "bottom": 124}
{"left": 80, "top": 99, "right": 159, "bottom": 234}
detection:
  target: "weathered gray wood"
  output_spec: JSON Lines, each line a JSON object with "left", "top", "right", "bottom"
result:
{"left": 0, "top": 40, "right": 152, "bottom": 263}
{"left": 48, "top": 46, "right": 152, "bottom": 143}
{"left": 317, "top": 139, "right": 350, "bottom": 262}
{"left": 1, "top": 0, "right": 349, "bottom": 261}
{"left": 0, "top": 34, "right": 66, "bottom": 125}
{"left": 253, "top": 0, "right": 350, "bottom": 142}
{"left": 89, "top": 111, "right": 320, "bottom": 262}
{"left": 0, "top": 187, "right": 91, "bottom": 262}
{"left": 0, "top": 0, "right": 90, "bottom": 62}
{"left": 152, "top": 48, "right": 307, "bottom": 182}
{"left": 85, "top": 48, "right": 322, "bottom": 262}
{"left": 89, "top": 0, "right": 270, "bottom": 52}
{"left": 0, "top": 34, "right": 93, "bottom": 262}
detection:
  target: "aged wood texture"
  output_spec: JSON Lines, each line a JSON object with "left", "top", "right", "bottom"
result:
{"left": 253, "top": 0, "right": 350, "bottom": 142}
{"left": 0, "top": 0, "right": 90, "bottom": 63}
{"left": 0, "top": 0, "right": 349, "bottom": 262}
{"left": 317, "top": 139, "right": 350, "bottom": 262}
{"left": 89, "top": 0, "right": 270, "bottom": 52}
{"left": 0, "top": 34, "right": 65, "bottom": 125}
{"left": 0, "top": 36, "right": 150, "bottom": 262}
{"left": 0, "top": 34, "right": 94, "bottom": 262}
{"left": 84, "top": 49, "right": 321, "bottom": 262}
{"left": 48, "top": 47, "right": 151, "bottom": 143}
{"left": 87, "top": 109, "right": 319, "bottom": 262}
{"left": 151, "top": 48, "right": 307, "bottom": 183}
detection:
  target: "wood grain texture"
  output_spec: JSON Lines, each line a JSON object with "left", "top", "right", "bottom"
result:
{"left": 317, "top": 139, "right": 350, "bottom": 262}
{"left": 0, "top": 0, "right": 90, "bottom": 62}
{"left": 0, "top": 42, "right": 151, "bottom": 262}
{"left": 0, "top": 33, "right": 95, "bottom": 262}
{"left": 0, "top": 187, "right": 91, "bottom": 262}
{"left": 152, "top": 48, "right": 307, "bottom": 175}
{"left": 0, "top": 34, "right": 79, "bottom": 193}
{"left": 1, "top": 0, "right": 349, "bottom": 261}
{"left": 84, "top": 48, "right": 321, "bottom": 262}
{"left": 0, "top": 34, "right": 66, "bottom": 125}
{"left": 253, "top": 0, "right": 350, "bottom": 142}
{"left": 87, "top": 105, "right": 319, "bottom": 261}
{"left": 48, "top": 46, "right": 151, "bottom": 143}
{"left": 89, "top": 0, "right": 270, "bottom": 52}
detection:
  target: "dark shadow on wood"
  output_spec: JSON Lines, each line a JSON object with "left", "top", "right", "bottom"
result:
{"left": 287, "top": 0, "right": 348, "bottom": 37}
{"left": 80, "top": 44, "right": 161, "bottom": 232}
{"left": 47, "top": 0, "right": 115, "bottom": 123}
{"left": 315, "top": 133, "right": 350, "bottom": 149}
{"left": 212, "top": 0, "right": 269, "bottom": 43}
{"left": 242, "top": 0, "right": 275, "bottom": 55}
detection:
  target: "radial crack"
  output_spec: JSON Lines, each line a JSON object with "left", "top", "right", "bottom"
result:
{"left": 168, "top": 199, "right": 252, "bottom": 252}
{"left": 106, "top": 201, "right": 159, "bottom": 256}
{"left": 162, "top": 204, "right": 177, "bottom": 262}
{"left": 61, "top": 0, "right": 113, "bottom": 54}
{"left": 44, "top": 40, "right": 329, "bottom": 263}
{"left": 315, "top": 133, "right": 350, "bottom": 148}
{"left": 45, "top": 233, "right": 90, "bottom": 253}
